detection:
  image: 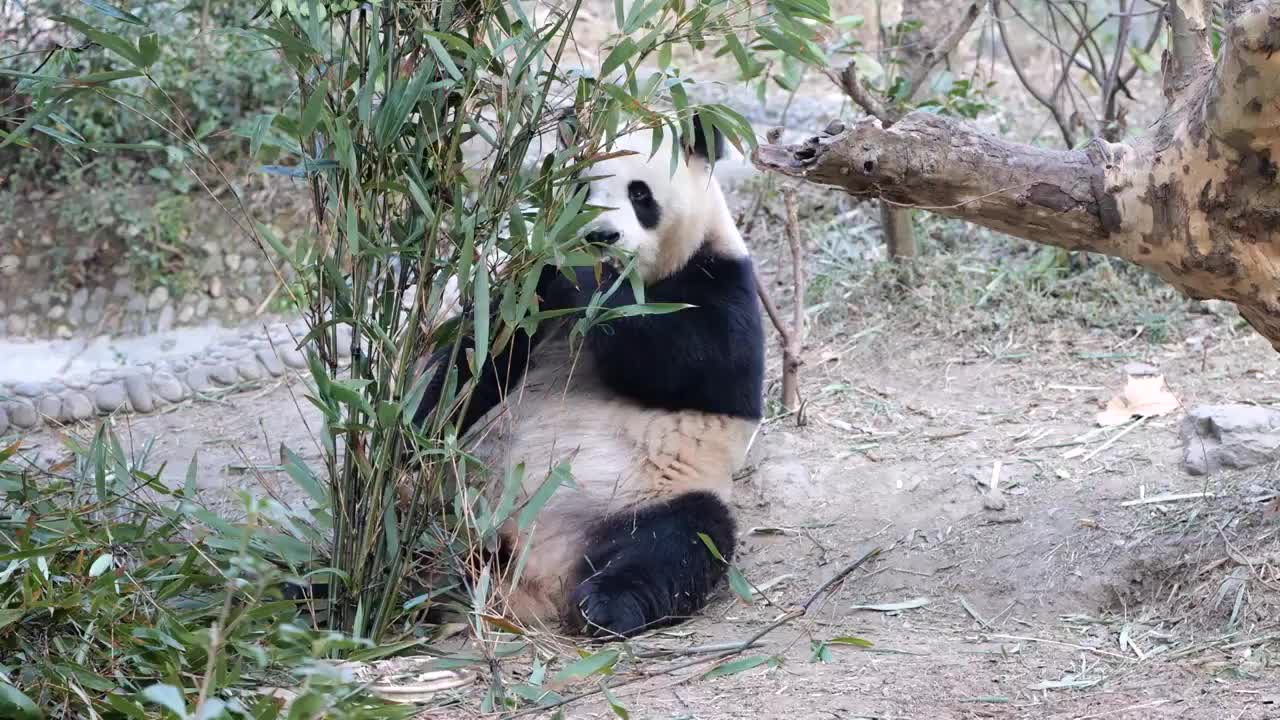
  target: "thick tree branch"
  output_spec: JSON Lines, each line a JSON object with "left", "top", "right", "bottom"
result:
{"left": 1164, "top": 0, "right": 1214, "bottom": 99}
{"left": 752, "top": 1, "right": 1280, "bottom": 351}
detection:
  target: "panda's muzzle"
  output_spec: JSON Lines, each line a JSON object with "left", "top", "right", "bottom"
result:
{"left": 585, "top": 229, "right": 621, "bottom": 245}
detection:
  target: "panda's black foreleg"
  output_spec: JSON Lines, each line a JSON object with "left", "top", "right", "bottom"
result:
{"left": 411, "top": 264, "right": 593, "bottom": 436}
{"left": 566, "top": 491, "right": 736, "bottom": 638}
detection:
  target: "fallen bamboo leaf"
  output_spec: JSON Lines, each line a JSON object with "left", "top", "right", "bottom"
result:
{"left": 1096, "top": 374, "right": 1179, "bottom": 426}
{"left": 851, "top": 597, "right": 930, "bottom": 613}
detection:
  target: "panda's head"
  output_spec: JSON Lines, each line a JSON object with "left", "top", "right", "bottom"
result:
{"left": 576, "top": 115, "right": 744, "bottom": 282}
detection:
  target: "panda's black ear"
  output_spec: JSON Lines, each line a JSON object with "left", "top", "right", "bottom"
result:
{"left": 686, "top": 112, "right": 725, "bottom": 162}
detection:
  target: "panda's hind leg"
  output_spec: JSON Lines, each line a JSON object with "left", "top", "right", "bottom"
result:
{"left": 565, "top": 491, "right": 735, "bottom": 638}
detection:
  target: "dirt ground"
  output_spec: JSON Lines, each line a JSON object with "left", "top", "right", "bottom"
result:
{"left": 13, "top": 210, "right": 1280, "bottom": 718}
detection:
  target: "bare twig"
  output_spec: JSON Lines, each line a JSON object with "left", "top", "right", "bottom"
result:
{"left": 900, "top": 3, "right": 982, "bottom": 109}
{"left": 779, "top": 187, "right": 806, "bottom": 417}
{"left": 994, "top": 0, "right": 1078, "bottom": 146}
{"left": 826, "top": 64, "right": 891, "bottom": 123}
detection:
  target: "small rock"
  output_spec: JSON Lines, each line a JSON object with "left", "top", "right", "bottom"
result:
{"left": 13, "top": 382, "right": 42, "bottom": 397}
{"left": 185, "top": 366, "right": 213, "bottom": 394}
{"left": 156, "top": 303, "right": 175, "bottom": 332}
{"left": 177, "top": 305, "right": 195, "bottom": 323}
{"left": 209, "top": 363, "right": 240, "bottom": 386}
{"left": 0, "top": 254, "right": 19, "bottom": 275}
{"left": 241, "top": 257, "right": 259, "bottom": 274}
{"left": 823, "top": 119, "right": 846, "bottom": 136}
{"left": 236, "top": 358, "right": 265, "bottom": 381}
{"left": 195, "top": 297, "right": 210, "bottom": 317}
{"left": 147, "top": 285, "right": 170, "bottom": 311}
{"left": 1123, "top": 362, "right": 1159, "bottom": 377}
{"left": 152, "top": 371, "right": 186, "bottom": 403}
{"left": 982, "top": 491, "right": 1007, "bottom": 511}
{"left": 256, "top": 348, "right": 286, "bottom": 376}
{"left": 112, "top": 277, "right": 132, "bottom": 297}
{"left": 56, "top": 325, "right": 72, "bottom": 339}
{"left": 62, "top": 393, "right": 94, "bottom": 420}
{"left": 281, "top": 348, "right": 307, "bottom": 369}
{"left": 7, "top": 400, "right": 39, "bottom": 429}
{"left": 36, "top": 395, "right": 61, "bottom": 421}
{"left": 123, "top": 374, "right": 156, "bottom": 413}
{"left": 94, "top": 383, "right": 128, "bottom": 413}
{"left": 225, "top": 252, "right": 242, "bottom": 271}
{"left": 8, "top": 315, "right": 25, "bottom": 335}
{"left": 233, "top": 297, "right": 252, "bottom": 315}
{"left": 208, "top": 277, "right": 224, "bottom": 298}
{"left": 202, "top": 253, "right": 225, "bottom": 274}
{"left": 48, "top": 304, "right": 66, "bottom": 320}
{"left": 1181, "top": 404, "right": 1280, "bottom": 475}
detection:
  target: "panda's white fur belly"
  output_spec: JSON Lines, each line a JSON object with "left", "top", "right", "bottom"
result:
{"left": 462, "top": 322, "right": 758, "bottom": 626}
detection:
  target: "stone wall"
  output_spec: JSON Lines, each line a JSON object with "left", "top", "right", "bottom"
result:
{"left": 0, "top": 191, "right": 303, "bottom": 340}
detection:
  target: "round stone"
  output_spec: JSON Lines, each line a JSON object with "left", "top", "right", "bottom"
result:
{"left": 195, "top": 297, "right": 210, "bottom": 317}
{"left": 49, "top": 304, "right": 66, "bottom": 320}
{"left": 225, "top": 253, "right": 242, "bottom": 271}
{"left": 256, "top": 348, "right": 285, "bottom": 376}
{"left": 13, "top": 382, "right": 42, "bottom": 397}
{"left": 36, "top": 395, "right": 61, "bottom": 421}
{"left": 209, "top": 363, "right": 240, "bottom": 386}
{"left": 241, "top": 257, "right": 259, "bottom": 274}
{"left": 0, "top": 254, "right": 19, "bottom": 275}
{"left": 152, "top": 372, "right": 185, "bottom": 403}
{"left": 208, "top": 277, "right": 224, "bottom": 298}
{"left": 94, "top": 383, "right": 127, "bottom": 413}
{"left": 177, "top": 305, "right": 195, "bottom": 323}
{"left": 236, "top": 358, "right": 265, "bottom": 381}
{"left": 123, "top": 374, "right": 155, "bottom": 413}
{"left": 233, "top": 297, "right": 252, "bottom": 315}
{"left": 281, "top": 349, "right": 307, "bottom": 369}
{"left": 83, "top": 305, "right": 102, "bottom": 325}
{"left": 147, "top": 285, "right": 170, "bottom": 311}
{"left": 7, "top": 400, "right": 39, "bottom": 429}
{"left": 156, "top": 304, "right": 175, "bottom": 332}
{"left": 62, "top": 392, "right": 94, "bottom": 420}
{"left": 185, "top": 366, "right": 212, "bottom": 393}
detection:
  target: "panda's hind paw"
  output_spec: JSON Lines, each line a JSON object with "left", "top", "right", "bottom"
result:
{"left": 568, "top": 577, "right": 660, "bottom": 639}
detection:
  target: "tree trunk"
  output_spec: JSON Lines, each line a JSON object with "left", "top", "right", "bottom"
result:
{"left": 755, "top": 0, "right": 1280, "bottom": 352}
{"left": 879, "top": 203, "right": 915, "bottom": 260}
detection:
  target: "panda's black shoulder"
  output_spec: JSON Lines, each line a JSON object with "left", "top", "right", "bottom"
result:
{"left": 587, "top": 242, "right": 765, "bottom": 420}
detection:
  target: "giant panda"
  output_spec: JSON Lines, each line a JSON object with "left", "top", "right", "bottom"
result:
{"left": 411, "top": 114, "right": 764, "bottom": 639}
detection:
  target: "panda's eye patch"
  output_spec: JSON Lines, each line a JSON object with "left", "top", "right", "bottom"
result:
{"left": 627, "top": 181, "right": 660, "bottom": 230}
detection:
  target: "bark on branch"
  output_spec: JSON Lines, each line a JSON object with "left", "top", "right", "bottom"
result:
{"left": 754, "top": 0, "right": 1280, "bottom": 351}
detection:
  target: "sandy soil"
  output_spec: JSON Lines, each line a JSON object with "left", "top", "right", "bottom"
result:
{"left": 12, "top": 252, "right": 1279, "bottom": 719}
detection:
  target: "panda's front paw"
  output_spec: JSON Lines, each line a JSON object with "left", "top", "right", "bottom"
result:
{"left": 568, "top": 576, "right": 659, "bottom": 639}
